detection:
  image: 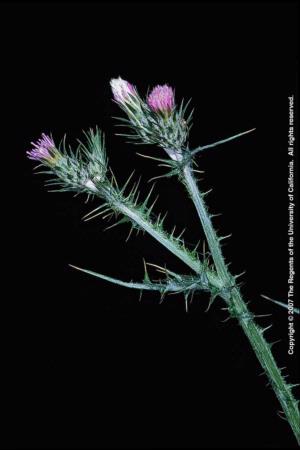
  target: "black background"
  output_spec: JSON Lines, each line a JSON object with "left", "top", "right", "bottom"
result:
{"left": 2, "top": 1, "right": 299, "bottom": 448}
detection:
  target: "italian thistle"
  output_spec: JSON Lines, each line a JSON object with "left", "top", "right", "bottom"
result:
{"left": 27, "top": 78, "right": 300, "bottom": 445}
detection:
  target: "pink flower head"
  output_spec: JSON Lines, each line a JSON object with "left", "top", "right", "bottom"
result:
{"left": 27, "top": 133, "right": 56, "bottom": 163}
{"left": 147, "top": 85, "right": 175, "bottom": 116}
{"left": 110, "top": 77, "right": 137, "bottom": 104}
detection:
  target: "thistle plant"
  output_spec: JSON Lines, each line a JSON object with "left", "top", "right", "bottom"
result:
{"left": 27, "top": 77, "right": 300, "bottom": 445}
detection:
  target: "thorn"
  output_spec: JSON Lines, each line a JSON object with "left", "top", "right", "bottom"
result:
{"left": 192, "top": 239, "right": 201, "bottom": 253}
{"left": 148, "top": 172, "right": 173, "bottom": 183}
{"left": 83, "top": 211, "right": 105, "bottom": 222}
{"left": 160, "top": 211, "right": 168, "bottom": 226}
{"left": 177, "top": 228, "right": 186, "bottom": 240}
{"left": 143, "top": 259, "right": 150, "bottom": 282}
{"left": 147, "top": 195, "right": 159, "bottom": 216}
{"left": 127, "top": 176, "right": 141, "bottom": 202}
{"left": 234, "top": 271, "right": 246, "bottom": 280}
{"left": 167, "top": 290, "right": 182, "bottom": 297}
{"left": 158, "top": 164, "right": 173, "bottom": 168}
{"left": 136, "top": 152, "right": 169, "bottom": 163}
{"left": 82, "top": 204, "right": 107, "bottom": 220}
{"left": 146, "top": 262, "right": 167, "bottom": 274}
{"left": 277, "top": 411, "right": 288, "bottom": 422}
{"left": 202, "top": 188, "right": 213, "bottom": 197}
{"left": 189, "top": 289, "right": 195, "bottom": 304}
{"left": 255, "top": 314, "right": 272, "bottom": 318}
{"left": 202, "top": 240, "right": 206, "bottom": 257}
{"left": 219, "top": 234, "right": 232, "bottom": 242}
{"left": 104, "top": 216, "right": 128, "bottom": 231}
{"left": 221, "top": 316, "right": 232, "bottom": 323}
{"left": 269, "top": 340, "right": 281, "bottom": 348}
{"left": 205, "top": 294, "right": 217, "bottom": 313}
{"left": 171, "top": 225, "right": 176, "bottom": 238}
{"left": 102, "top": 212, "right": 114, "bottom": 221}
{"left": 159, "top": 290, "right": 167, "bottom": 303}
{"left": 120, "top": 170, "right": 136, "bottom": 194}
{"left": 125, "top": 225, "right": 134, "bottom": 242}
{"left": 184, "top": 295, "right": 189, "bottom": 313}
{"left": 142, "top": 183, "right": 156, "bottom": 208}
{"left": 146, "top": 263, "right": 181, "bottom": 281}
{"left": 261, "top": 324, "right": 273, "bottom": 334}
{"left": 110, "top": 170, "right": 119, "bottom": 190}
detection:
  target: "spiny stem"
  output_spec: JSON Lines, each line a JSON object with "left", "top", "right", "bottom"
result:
{"left": 183, "top": 164, "right": 229, "bottom": 281}
{"left": 82, "top": 182, "right": 224, "bottom": 293}
{"left": 181, "top": 164, "right": 300, "bottom": 444}
{"left": 113, "top": 199, "right": 224, "bottom": 291}
{"left": 239, "top": 304, "right": 300, "bottom": 444}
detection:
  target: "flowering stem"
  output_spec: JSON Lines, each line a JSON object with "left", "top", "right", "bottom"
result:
{"left": 182, "top": 163, "right": 300, "bottom": 444}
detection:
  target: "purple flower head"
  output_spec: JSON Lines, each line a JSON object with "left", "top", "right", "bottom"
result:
{"left": 27, "top": 133, "right": 57, "bottom": 163}
{"left": 147, "top": 85, "right": 175, "bottom": 116}
{"left": 110, "top": 77, "right": 137, "bottom": 104}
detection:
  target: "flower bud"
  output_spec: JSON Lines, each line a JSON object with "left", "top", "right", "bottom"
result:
{"left": 110, "top": 77, "right": 137, "bottom": 104}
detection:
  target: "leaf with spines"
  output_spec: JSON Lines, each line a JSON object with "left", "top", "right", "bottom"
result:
{"left": 261, "top": 294, "right": 300, "bottom": 315}
{"left": 69, "top": 262, "right": 213, "bottom": 308}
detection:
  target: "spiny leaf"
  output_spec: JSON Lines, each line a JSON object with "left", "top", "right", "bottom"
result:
{"left": 261, "top": 294, "right": 300, "bottom": 315}
{"left": 69, "top": 264, "right": 158, "bottom": 291}
{"left": 191, "top": 128, "right": 256, "bottom": 156}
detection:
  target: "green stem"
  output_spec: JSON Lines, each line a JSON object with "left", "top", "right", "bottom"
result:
{"left": 84, "top": 183, "right": 224, "bottom": 292}
{"left": 182, "top": 164, "right": 300, "bottom": 444}
{"left": 89, "top": 176, "right": 299, "bottom": 443}
{"left": 116, "top": 201, "right": 223, "bottom": 291}
{"left": 183, "top": 165, "right": 229, "bottom": 281}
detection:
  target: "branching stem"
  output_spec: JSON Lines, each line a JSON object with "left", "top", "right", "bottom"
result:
{"left": 114, "top": 200, "right": 223, "bottom": 291}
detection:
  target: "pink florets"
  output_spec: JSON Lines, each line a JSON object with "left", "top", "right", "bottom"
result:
{"left": 27, "top": 133, "right": 55, "bottom": 162}
{"left": 147, "top": 85, "right": 175, "bottom": 115}
{"left": 110, "top": 77, "right": 137, "bottom": 104}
